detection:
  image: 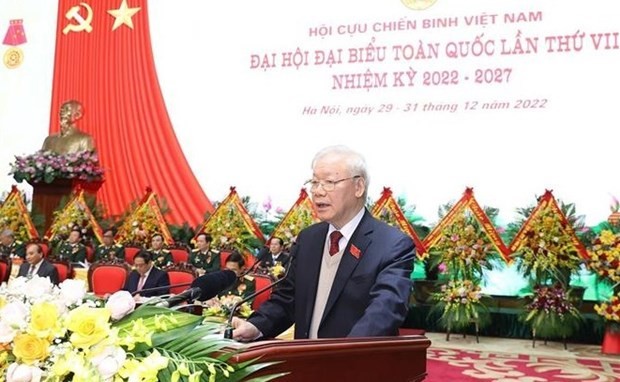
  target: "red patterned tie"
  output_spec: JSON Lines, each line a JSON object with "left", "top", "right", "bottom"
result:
{"left": 329, "top": 231, "right": 343, "bottom": 256}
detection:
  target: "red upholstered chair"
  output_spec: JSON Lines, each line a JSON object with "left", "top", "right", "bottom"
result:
{"left": 245, "top": 254, "right": 257, "bottom": 270}
{"left": 51, "top": 260, "right": 74, "bottom": 283}
{"left": 170, "top": 248, "right": 189, "bottom": 265}
{"left": 164, "top": 264, "right": 196, "bottom": 295}
{"left": 220, "top": 251, "right": 231, "bottom": 268}
{"left": 124, "top": 247, "right": 141, "bottom": 265}
{"left": 252, "top": 274, "right": 273, "bottom": 310}
{"left": 85, "top": 246, "right": 95, "bottom": 263}
{"left": 0, "top": 257, "right": 12, "bottom": 283}
{"left": 39, "top": 242, "right": 50, "bottom": 258}
{"left": 88, "top": 262, "right": 130, "bottom": 296}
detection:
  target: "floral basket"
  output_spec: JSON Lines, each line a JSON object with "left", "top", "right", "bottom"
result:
{"left": 428, "top": 211, "right": 498, "bottom": 281}
{"left": 0, "top": 276, "right": 279, "bottom": 381}
{"left": 511, "top": 205, "right": 585, "bottom": 287}
{"left": 594, "top": 292, "right": 620, "bottom": 333}
{"left": 9, "top": 150, "right": 104, "bottom": 184}
{"left": 587, "top": 228, "right": 620, "bottom": 286}
{"left": 522, "top": 284, "right": 582, "bottom": 339}
{"left": 203, "top": 203, "right": 264, "bottom": 255}
{"left": 429, "top": 280, "right": 490, "bottom": 331}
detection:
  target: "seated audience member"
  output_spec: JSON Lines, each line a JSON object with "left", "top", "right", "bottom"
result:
{"left": 123, "top": 250, "right": 170, "bottom": 299}
{"left": 149, "top": 233, "right": 173, "bottom": 268}
{"left": 56, "top": 228, "right": 87, "bottom": 263}
{"left": 95, "top": 228, "right": 125, "bottom": 262}
{"left": 0, "top": 229, "right": 26, "bottom": 258}
{"left": 256, "top": 237, "right": 290, "bottom": 270}
{"left": 17, "top": 243, "right": 59, "bottom": 284}
{"left": 189, "top": 232, "right": 221, "bottom": 275}
{"left": 219, "top": 251, "right": 256, "bottom": 299}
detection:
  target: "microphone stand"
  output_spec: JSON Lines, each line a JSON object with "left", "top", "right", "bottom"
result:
{"left": 131, "top": 281, "right": 193, "bottom": 296}
{"left": 223, "top": 264, "right": 292, "bottom": 339}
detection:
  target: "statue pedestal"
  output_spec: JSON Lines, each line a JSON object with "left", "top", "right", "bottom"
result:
{"left": 28, "top": 179, "right": 103, "bottom": 232}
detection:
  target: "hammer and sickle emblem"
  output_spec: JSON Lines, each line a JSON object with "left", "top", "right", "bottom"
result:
{"left": 62, "top": 3, "right": 94, "bottom": 35}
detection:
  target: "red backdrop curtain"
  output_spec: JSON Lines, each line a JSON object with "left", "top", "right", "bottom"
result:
{"left": 49, "top": 0, "right": 213, "bottom": 225}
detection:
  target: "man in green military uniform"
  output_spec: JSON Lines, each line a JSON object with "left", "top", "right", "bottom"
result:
{"left": 0, "top": 229, "right": 26, "bottom": 258}
{"left": 149, "top": 233, "right": 172, "bottom": 268}
{"left": 94, "top": 229, "right": 125, "bottom": 262}
{"left": 189, "top": 232, "right": 221, "bottom": 275}
{"left": 219, "top": 251, "right": 256, "bottom": 299}
{"left": 56, "top": 228, "right": 87, "bottom": 263}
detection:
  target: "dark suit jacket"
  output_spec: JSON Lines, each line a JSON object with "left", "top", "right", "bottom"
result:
{"left": 256, "top": 247, "right": 290, "bottom": 268}
{"left": 18, "top": 259, "right": 60, "bottom": 285}
{"left": 249, "top": 209, "right": 415, "bottom": 339}
{"left": 123, "top": 266, "right": 170, "bottom": 297}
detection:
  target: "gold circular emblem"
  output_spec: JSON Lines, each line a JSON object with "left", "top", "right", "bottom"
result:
{"left": 401, "top": 0, "right": 438, "bottom": 10}
{"left": 3, "top": 47, "right": 24, "bottom": 69}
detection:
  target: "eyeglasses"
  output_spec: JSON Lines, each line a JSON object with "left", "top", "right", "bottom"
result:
{"left": 304, "top": 175, "right": 361, "bottom": 192}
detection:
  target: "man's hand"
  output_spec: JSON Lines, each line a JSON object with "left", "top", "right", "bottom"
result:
{"left": 231, "top": 317, "right": 261, "bottom": 342}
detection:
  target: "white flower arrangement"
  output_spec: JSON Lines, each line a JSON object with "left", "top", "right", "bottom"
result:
{"left": 0, "top": 276, "right": 277, "bottom": 381}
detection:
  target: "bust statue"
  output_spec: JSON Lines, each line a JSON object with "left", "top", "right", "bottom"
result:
{"left": 42, "top": 100, "right": 95, "bottom": 154}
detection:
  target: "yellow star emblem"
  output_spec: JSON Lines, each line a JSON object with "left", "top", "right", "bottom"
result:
{"left": 108, "top": 0, "right": 141, "bottom": 31}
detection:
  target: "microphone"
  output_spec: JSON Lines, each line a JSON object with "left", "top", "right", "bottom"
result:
{"left": 223, "top": 253, "right": 295, "bottom": 339}
{"left": 156, "top": 270, "right": 236, "bottom": 308}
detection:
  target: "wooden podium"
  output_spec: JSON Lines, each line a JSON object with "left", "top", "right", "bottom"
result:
{"left": 231, "top": 335, "right": 431, "bottom": 381}
{"left": 29, "top": 179, "right": 103, "bottom": 231}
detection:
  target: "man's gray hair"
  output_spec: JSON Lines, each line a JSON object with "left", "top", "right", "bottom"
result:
{"left": 311, "top": 145, "right": 369, "bottom": 200}
{"left": 0, "top": 229, "right": 14, "bottom": 238}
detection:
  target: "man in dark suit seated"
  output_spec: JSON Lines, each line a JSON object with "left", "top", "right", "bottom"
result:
{"left": 256, "top": 237, "right": 290, "bottom": 270}
{"left": 17, "top": 243, "right": 59, "bottom": 284}
{"left": 123, "top": 250, "right": 170, "bottom": 300}
{"left": 232, "top": 145, "right": 415, "bottom": 340}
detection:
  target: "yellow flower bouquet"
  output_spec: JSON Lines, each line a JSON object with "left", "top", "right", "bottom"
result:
{"left": 428, "top": 211, "right": 497, "bottom": 281}
{"left": 511, "top": 205, "right": 584, "bottom": 286}
{"left": 594, "top": 292, "right": 620, "bottom": 333}
{"left": 270, "top": 262, "right": 286, "bottom": 279}
{"left": 0, "top": 276, "right": 278, "bottom": 381}
{"left": 430, "top": 280, "right": 490, "bottom": 331}
{"left": 587, "top": 229, "right": 620, "bottom": 286}
{"left": 200, "top": 200, "right": 264, "bottom": 255}
{"left": 203, "top": 294, "right": 253, "bottom": 321}
{"left": 0, "top": 189, "right": 38, "bottom": 243}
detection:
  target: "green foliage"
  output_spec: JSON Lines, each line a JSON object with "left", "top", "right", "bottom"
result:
{"left": 169, "top": 222, "right": 196, "bottom": 246}
{"left": 116, "top": 305, "right": 286, "bottom": 382}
